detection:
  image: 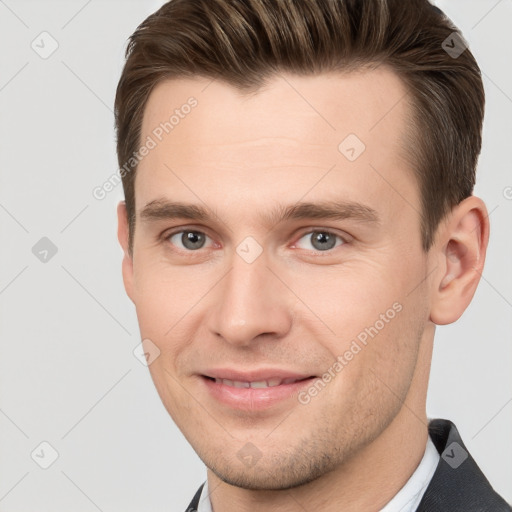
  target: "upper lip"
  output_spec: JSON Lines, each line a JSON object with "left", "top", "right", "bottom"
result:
{"left": 201, "top": 368, "right": 315, "bottom": 382}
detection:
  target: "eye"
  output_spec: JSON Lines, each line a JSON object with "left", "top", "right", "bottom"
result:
{"left": 294, "top": 230, "right": 345, "bottom": 252}
{"left": 166, "top": 230, "right": 214, "bottom": 251}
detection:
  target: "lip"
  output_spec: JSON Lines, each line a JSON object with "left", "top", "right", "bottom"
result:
{"left": 199, "top": 368, "right": 317, "bottom": 411}
{"left": 202, "top": 368, "right": 313, "bottom": 382}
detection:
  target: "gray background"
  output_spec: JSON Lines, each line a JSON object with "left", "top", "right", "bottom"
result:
{"left": 0, "top": 0, "right": 510, "bottom": 510}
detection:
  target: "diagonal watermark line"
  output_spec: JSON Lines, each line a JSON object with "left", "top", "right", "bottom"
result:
{"left": 201, "top": 78, "right": 216, "bottom": 93}
{"left": 0, "top": 202, "right": 29, "bottom": 233}
{"left": 0, "top": 265, "right": 29, "bottom": 296}
{"left": 61, "top": 0, "right": 93, "bottom": 29}
{"left": 164, "top": 163, "right": 233, "bottom": 234}
{"left": 201, "top": 480, "right": 224, "bottom": 510}
{"left": 199, "top": 479, "right": 223, "bottom": 510}
{"left": 265, "top": 266, "right": 336, "bottom": 335}
{"left": 165, "top": 267, "right": 233, "bottom": 336}
{"left": 476, "top": 269, "right": 512, "bottom": 309}
{"left": 163, "top": 368, "right": 236, "bottom": 439}
{"left": 482, "top": 71, "right": 512, "bottom": 106}
{"left": 60, "top": 204, "right": 89, "bottom": 233}
{"left": 0, "top": 0, "right": 29, "bottom": 28}
{"left": 0, "top": 408, "right": 29, "bottom": 439}
{"left": 283, "top": 491, "right": 309, "bottom": 512}
{"left": 471, "top": 0, "right": 504, "bottom": 30}
{"left": 281, "top": 75, "right": 337, "bottom": 131}
{"left": 61, "top": 61, "right": 113, "bottom": 113}
{"left": 466, "top": 202, "right": 498, "bottom": 248}
{"left": 368, "top": 367, "right": 429, "bottom": 429}
{"left": 0, "top": 62, "right": 29, "bottom": 92}
{"left": 406, "top": 266, "right": 438, "bottom": 297}
{"left": 61, "top": 471, "right": 104, "bottom": 511}
{"left": 472, "top": 396, "right": 512, "bottom": 439}
{"left": 267, "top": 351, "right": 348, "bottom": 439}
{"left": 369, "top": 91, "right": 408, "bottom": 132}
{"left": 61, "top": 265, "right": 131, "bottom": 335}
{"left": 264, "top": 404, "right": 298, "bottom": 440}
{"left": 369, "top": 163, "right": 421, "bottom": 216}
{"left": 0, "top": 472, "right": 29, "bottom": 503}
{"left": 61, "top": 369, "right": 131, "bottom": 439}
{"left": 471, "top": 204, "right": 498, "bottom": 237}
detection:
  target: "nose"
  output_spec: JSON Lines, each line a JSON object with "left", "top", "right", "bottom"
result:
{"left": 206, "top": 250, "right": 294, "bottom": 347}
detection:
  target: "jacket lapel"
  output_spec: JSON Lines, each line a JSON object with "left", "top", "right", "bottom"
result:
{"left": 185, "top": 482, "right": 204, "bottom": 511}
{"left": 416, "top": 419, "right": 511, "bottom": 511}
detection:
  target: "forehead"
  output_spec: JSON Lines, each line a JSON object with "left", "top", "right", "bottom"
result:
{"left": 135, "top": 68, "right": 418, "bottom": 228}
{"left": 142, "top": 66, "right": 411, "bottom": 145}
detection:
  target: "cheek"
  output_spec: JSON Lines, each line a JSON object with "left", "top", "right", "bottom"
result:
{"left": 290, "top": 260, "right": 402, "bottom": 330}
{"left": 131, "top": 269, "right": 186, "bottom": 377}
{"left": 323, "top": 300, "right": 425, "bottom": 433}
{"left": 132, "top": 255, "right": 207, "bottom": 331}
{"left": 358, "top": 288, "right": 428, "bottom": 405}
{"left": 298, "top": 256, "right": 425, "bottom": 375}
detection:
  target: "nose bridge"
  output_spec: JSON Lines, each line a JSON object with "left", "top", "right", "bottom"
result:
{"left": 208, "top": 246, "right": 292, "bottom": 345}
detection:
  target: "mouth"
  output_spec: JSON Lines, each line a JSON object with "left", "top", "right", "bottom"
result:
{"left": 199, "top": 373, "right": 318, "bottom": 411}
{"left": 203, "top": 375, "right": 314, "bottom": 388}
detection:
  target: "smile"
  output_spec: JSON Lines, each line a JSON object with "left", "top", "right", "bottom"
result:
{"left": 212, "top": 377, "right": 309, "bottom": 388}
{"left": 201, "top": 374, "right": 317, "bottom": 411}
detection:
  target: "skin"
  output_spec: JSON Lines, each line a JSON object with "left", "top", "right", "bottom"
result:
{"left": 117, "top": 67, "right": 489, "bottom": 512}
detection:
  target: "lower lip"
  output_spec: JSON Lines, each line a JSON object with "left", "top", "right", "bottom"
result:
{"left": 200, "top": 376, "right": 317, "bottom": 411}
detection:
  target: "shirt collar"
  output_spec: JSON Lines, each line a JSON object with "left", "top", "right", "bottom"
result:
{"left": 379, "top": 435, "right": 439, "bottom": 511}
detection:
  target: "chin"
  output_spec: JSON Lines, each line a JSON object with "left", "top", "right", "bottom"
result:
{"left": 204, "top": 451, "right": 339, "bottom": 491}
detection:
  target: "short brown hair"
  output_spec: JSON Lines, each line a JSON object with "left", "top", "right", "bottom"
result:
{"left": 114, "top": 0, "right": 485, "bottom": 254}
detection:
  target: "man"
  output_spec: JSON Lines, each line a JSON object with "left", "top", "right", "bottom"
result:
{"left": 114, "top": 0, "right": 511, "bottom": 510}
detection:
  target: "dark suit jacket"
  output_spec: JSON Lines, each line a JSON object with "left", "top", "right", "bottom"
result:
{"left": 185, "top": 418, "right": 511, "bottom": 511}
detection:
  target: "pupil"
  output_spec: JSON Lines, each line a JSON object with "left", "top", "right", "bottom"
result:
{"left": 183, "top": 231, "right": 205, "bottom": 250}
{"left": 312, "top": 232, "right": 336, "bottom": 251}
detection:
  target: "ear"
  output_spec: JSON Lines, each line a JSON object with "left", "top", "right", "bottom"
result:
{"left": 117, "top": 201, "right": 135, "bottom": 303}
{"left": 429, "top": 196, "right": 490, "bottom": 325}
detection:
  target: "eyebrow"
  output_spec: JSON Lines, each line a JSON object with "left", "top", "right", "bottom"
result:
{"left": 139, "top": 198, "right": 380, "bottom": 227}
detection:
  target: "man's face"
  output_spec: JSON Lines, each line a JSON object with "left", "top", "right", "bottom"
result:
{"left": 120, "top": 68, "right": 434, "bottom": 489}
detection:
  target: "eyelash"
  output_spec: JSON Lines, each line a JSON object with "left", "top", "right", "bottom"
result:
{"left": 162, "top": 227, "right": 348, "bottom": 254}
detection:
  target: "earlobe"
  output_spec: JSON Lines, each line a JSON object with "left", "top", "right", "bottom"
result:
{"left": 429, "top": 196, "right": 489, "bottom": 325}
{"left": 117, "top": 201, "right": 135, "bottom": 303}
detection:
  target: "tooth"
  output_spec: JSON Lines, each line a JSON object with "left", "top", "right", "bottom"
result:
{"left": 233, "top": 380, "right": 250, "bottom": 388}
{"left": 213, "top": 378, "right": 291, "bottom": 388}
{"left": 250, "top": 380, "right": 268, "bottom": 388}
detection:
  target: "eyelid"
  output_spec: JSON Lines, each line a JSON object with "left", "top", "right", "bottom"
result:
{"left": 161, "top": 226, "right": 351, "bottom": 251}
{"left": 291, "top": 227, "right": 351, "bottom": 247}
{"left": 162, "top": 224, "right": 212, "bottom": 238}
{"left": 162, "top": 226, "right": 217, "bottom": 249}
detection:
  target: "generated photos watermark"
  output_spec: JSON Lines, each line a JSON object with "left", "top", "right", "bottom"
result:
{"left": 298, "top": 301, "right": 403, "bottom": 405}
